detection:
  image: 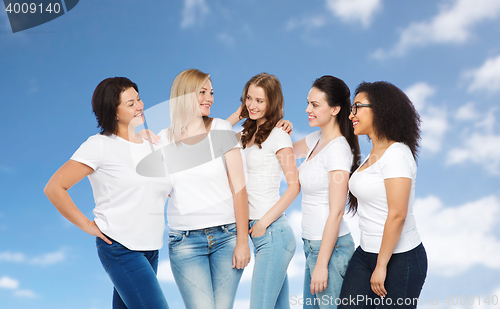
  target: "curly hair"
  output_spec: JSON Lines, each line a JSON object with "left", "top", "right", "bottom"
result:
{"left": 239, "top": 73, "right": 284, "bottom": 149}
{"left": 355, "top": 81, "right": 421, "bottom": 160}
{"left": 312, "top": 75, "right": 360, "bottom": 214}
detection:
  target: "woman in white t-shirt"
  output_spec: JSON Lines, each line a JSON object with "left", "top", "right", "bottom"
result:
{"left": 293, "top": 75, "right": 360, "bottom": 309}
{"left": 232, "top": 73, "right": 300, "bottom": 309}
{"left": 162, "top": 69, "right": 250, "bottom": 309}
{"left": 338, "top": 81, "right": 427, "bottom": 309}
{"left": 44, "top": 77, "right": 171, "bottom": 308}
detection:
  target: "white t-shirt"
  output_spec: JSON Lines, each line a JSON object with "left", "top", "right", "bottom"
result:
{"left": 299, "top": 131, "right": 352, "bottom": 240}
{"left": 70, "top": 134, "right": 172, "bottom": 251}
{"left": 244, "top": 127, "right": 293, "bottom": 220}
{"left": 349, "top": 142, "right": 421, "bottom": 254}
{"left": 159, "top": 118, "right": 240, "bottom": 230}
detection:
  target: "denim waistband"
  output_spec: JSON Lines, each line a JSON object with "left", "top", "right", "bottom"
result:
{"left": 249, "top": 214, "right": 286, "bottom": 226}
{"left": 169, "top": 223, "right": 236, "bottom": 237}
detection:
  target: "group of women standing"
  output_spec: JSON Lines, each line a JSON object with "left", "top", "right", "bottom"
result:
{"left": 44, "top": 68, "right": 427, "bottom": 309}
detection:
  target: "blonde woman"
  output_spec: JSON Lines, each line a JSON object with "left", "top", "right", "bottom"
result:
{"left": 160, "top": 69, "right": 250, "bottom": 309}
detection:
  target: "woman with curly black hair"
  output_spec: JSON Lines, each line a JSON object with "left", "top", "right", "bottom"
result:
{"left": 338, "top": 81, "right": 427, "bottom": 309}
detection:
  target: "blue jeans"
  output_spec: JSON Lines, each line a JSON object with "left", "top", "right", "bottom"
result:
{"left": 338, "top": 243, "right": 427, "bottom": 309}
{"left": 249, "top": 214, "right": 296, "bottom": 309}
{"left": 96, "top": 237, "right": 169, "bottom": 309}
{"left": 168, "top": 223, "right": 243, "bottom": 309}
{"left": 303, "top": 233, "right": 355, "bottom": 309}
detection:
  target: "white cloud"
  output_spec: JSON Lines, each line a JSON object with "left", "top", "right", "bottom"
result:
{"left": 405, "top": 82, "right": 436, "bottom": 111}
{"left": 216, "top": 33, "right": 235, "bottom": 48}
{"left": 465, "top": 54, "right": 500, "bottom": 94}
{"left": 414, "top": 195, "right": 500, "bottom": 276}
{"left": 325, "top": 0, "right": 382, "bottom": 27}
{"left": 404, "top": 83, "right": 448, "bottom": 154}
{"left": 180, "top": 0, "right": 209, "bottom": 29}
{"left": 14, "top": 289, "right": 37, "bottom": 298}
{"left": 420, "top": 107, "right": 448, "bottom": 153}
{"left": 455, "top": 102, "right": 479, "bottom": 121}
{"left": 157, "top": 260, "right": 175, "bottom": 282}
{"left": 448, "top": 101, "right": 499, "bottom": 173}
{"left": 29, "top": 250, "right": 66, "bottom": 266}
{"left": 373, "top": 0, "right": 500, "bottom": 58}
{"left": 0, "top": 252, "right": 25, "bottom": 262}
{"left": 447, "top": 133, "right": 500, "bottom": 174}
{"left": 0, "top": 276, "right": 19, "bottom": 289}
{"left": 285, "top": 15, "right": 327, "bottom": 32}
{"left": 0, "top": 249, "right": 66, "bottom": 266}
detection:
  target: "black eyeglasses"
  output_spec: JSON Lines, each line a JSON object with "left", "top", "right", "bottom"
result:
{"left": 350, "top": 103, "right": 371, "bottom": 115}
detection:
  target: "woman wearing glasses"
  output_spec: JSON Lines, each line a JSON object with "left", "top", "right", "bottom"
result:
{"left": 338, "top": 81, "right": 427, "bottom": 308}
{"left": 293, "top": 75, "right": 360, "bottom": 308}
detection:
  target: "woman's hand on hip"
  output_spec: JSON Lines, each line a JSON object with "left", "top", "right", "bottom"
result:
{"left": 83, "top": 220, "right": 112, "bottom": 244}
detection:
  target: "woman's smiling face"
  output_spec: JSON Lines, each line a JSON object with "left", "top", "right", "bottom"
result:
{"left": 198, "top": 79, "right": 213, "bottom": 117}
{"left": 116, "top": 87, "right": 144, "bottom": 129}
{"left": 349, "top": 92, "right": 374, "bottom": 136}
{"left": 305, "top": 87, "right": 335, "bottom": 128}
{"left": 245, "top": 84, "right": 268, "bottom": 123}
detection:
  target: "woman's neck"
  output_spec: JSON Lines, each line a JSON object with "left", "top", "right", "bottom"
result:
{"left": 319, "top": 120, "right": 342, "bottom": 142}
{"left": 256, "top": 117, "right": 267, "bottom": 129}
{"left": 184, "top": 117, "right": 206, "bottom": 138}
{"left": 115, "top": 125, "right": 142, "bottom": 143}
{"left": 370, "top": 133, "right": 394, "bottom": 151}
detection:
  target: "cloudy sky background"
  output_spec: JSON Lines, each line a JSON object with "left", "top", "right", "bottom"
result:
{"left": 1, "top": 0, "right": 500, "bottom": 308}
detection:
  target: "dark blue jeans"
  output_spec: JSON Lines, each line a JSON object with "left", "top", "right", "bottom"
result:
{"left": 96, "top": 237, "right": 169, "bottom": 309}
{"left": 338, "top": 243, "right": 427, "bottom": 309}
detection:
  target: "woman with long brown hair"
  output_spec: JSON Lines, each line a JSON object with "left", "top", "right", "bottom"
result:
{"left": 238, "top": 73, "right": 300, "bottom": 309}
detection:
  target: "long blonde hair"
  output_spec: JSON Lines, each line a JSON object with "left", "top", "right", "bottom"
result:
{"left": 166, "top": 69, "right": 213, "bottom": 142}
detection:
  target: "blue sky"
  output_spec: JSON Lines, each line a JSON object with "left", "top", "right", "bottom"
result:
{"left": 1, "top": 0, "right": 500, "bottom": 308}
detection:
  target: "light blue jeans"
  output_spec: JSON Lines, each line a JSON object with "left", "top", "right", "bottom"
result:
{"left": 168, "top": 223, "right": 243, "bottom": 309}
{"left": 249, "top": 214, "right": 296, "bottom": 309}
{"left": 303, "top": 233, "right": 355, "bottom": 309}
{"left": 96, "top": 237, "right": 169, "bottom": 309}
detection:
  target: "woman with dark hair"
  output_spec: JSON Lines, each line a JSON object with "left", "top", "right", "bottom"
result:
{"left": 293, "top": 75, "right": 360, "bottom": 309}
{"left": 44, "top": 77, "right": 171, "bottom": 308}
{"left": 235, "top": 73, "right": 299, "bottom": 309}
{"left": 338, "top": 81, "right": 427, "bottom": 309}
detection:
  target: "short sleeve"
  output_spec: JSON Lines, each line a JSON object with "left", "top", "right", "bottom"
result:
{"left": 379, "top": 144, "right": 416, "bottom": 180}
{"left": 325, "top": 142, "right": 353, "bottom": 172}
{"left": 70, "top": 135, "right": 103, "bottom": 170}
{"left": 269, "top": 128, "right": 293, "bottom": 154}
{"left": 305, "top": 131, "right": 321, "bottom": 149}
{"left": 211, "top": 118, "right": 240, "bottom": 155}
